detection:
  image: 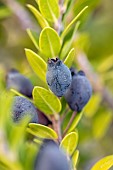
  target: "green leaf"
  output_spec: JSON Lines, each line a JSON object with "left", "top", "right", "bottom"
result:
{"left": 9, "top": 117, "right": 31, "bottom": 150}
{"left": 93, "top": 111, "right": 112, "bottom": 139}
{"left": 60, "top": 21, "right": 80, "bottom": 60}
{"left": 97, "top": 55, "right": 113, "bottom": 73}
{"left": 91, "top": 155, "right": 113, "bottom": 170}
{"left": 36, "top": 0, "right": 60, "bottom": 22}
{"left": 10, "top": 89, "right": 25, "bottom": 98}
{"left": 61, "top": 6, "right": 88, "bottom": 39}
{"left": 25, "top": 49, "right": 47, "bottom": 83}
{"left": 68, "top": 111, "right": 83, "bottom": 133}
{"left": 0, "top": 7, "right": 11, "bottom": 19}
{"left": 64, "top": 48, "right": 75, "bottom": 68}
{"left": 39, "top": 27, "right": 61, "bottom": 58}
{"left": 33, "top": 138, "right": 42, "bottom": 145}
{"left": 27, "top": 123, "right": 58, "bottom": 139}
{"left": 27, "top": 29, "right": 39, "bottom": 50}
{"left": 62, "top": 111, "right": 73, "bottom": 132}
{"left": 84, "top": 93, "right": 101, "bottom": 118}
{"left": 60, "top": 132, "right": 78, "bottom": 156}
{"left": 0, "top": 92, "right": 14, "bottom": 129}
{"left": 72, "top": 150, "right": 79, "bottom": 168}
{"left": 63, "top": 0, "right": 75, "bottom": 21}
{"left": 27, "top": 4, "right": 49, "bottom": 28}
{"left": 22, "top": 143, "right": 38, "bottom": 170}
{"left": 33, "top": 86, "right": 61, "bottom": 115}
{"left": 0, "top": 155, "right": 22, "bottom": 170}
{"left": 60, "top": 97, "right": 67, "bottom": 115}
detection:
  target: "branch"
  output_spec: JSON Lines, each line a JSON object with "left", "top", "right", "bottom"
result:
{"left": 51, "top": 115, "right": 62, "bottom": 143}
{"left": 1, "top": 0, "right": 36, "bottom": 30}
{"left": 54, "top": 0, "right": 65, "bottom": 34}
{"left": 76, "top": 52, "right": 113, "bottom": 110}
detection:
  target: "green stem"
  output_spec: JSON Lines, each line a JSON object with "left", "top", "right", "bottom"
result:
{"left": 63, "top": 111, "right": 77, "bottom": 137}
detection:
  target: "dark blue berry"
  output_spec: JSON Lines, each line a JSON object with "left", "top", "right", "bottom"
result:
{"left": 6, "top": 69, "right": 33, "bottom": 98}
{"left": 64, "top": 70, "right": 92, "bottom": 112}
{"left": 34, "top": 139, "right": 70, "bottom": 170}
{"left": 12, "top": 96, "right": 38, "bottom": 123}
{"left": 46, "top": 58, "right": 72, "bottom": 97}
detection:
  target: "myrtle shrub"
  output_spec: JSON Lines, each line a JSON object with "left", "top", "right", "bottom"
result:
{"left": 0, "top": 0, "right": 113, "bottom": 170}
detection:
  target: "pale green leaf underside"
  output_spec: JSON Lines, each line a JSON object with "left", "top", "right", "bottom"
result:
{"left": 27, "top": 4, "right": 49, "bottom": 28}
{"left": 27, "top": 123, "right": 58, "bottom": 139}
{"left": 27, "top": 29, "right": 39, "bottom": 50}
{"left": 64, "top": 48, "right": 75, "bottom": 68}
{"left": 61, "top": 6, "right": 88, "bottom": 39}
{"left": 33, "top": 86, "right": 61, "bottom": 115}
{"left": 37, "top": 0, "right": 60, "bottom": 22}
{"left": 39, "top": 27, "right": 61, "bottom": 58}
{"left": 25, "top": 49, "right": 47, "bottom": 83}
{"left": 91, "top": 155, "right": 113, "bottom": 170}
{"left": 60, "top": 132, "right": 78, "bottom": 156}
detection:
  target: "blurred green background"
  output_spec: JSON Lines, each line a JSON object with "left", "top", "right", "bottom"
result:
{"left": 0, "top": 0, "right": 113, "bottom": 169}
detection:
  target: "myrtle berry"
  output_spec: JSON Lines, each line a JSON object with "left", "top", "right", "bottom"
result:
{"left": 34, "top": 139, "right": 70, "bottom": 170}
{"left": 6, "top": 69, "right": 33, "bottom": 98}
{"left": 64, "top": 69, "right": 92, "bottom": 112}
{"left": 12, "top": 96, "right": 38, "bottom": 123}
{"left": 46, "top": 58, "right": 72, "bottom": 97}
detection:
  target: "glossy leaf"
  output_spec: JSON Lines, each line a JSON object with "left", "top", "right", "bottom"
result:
{"left": 64, "top": 48, "right": 75, "bottom": 68}
{"left": 27, "top": 29, "right": 39, "bottom": 50}
{"left": 72, "top": 150, "right": 79, "bottom": 168}
{"left": 61, "top": 6, "right": 88, "bottom": 39}
{"left": 36, "top": 0, "right": 60, "bottom": 22}
{"left": 27, "top": 4, "right": 49, "bottom": 28}
{"left": 60, "top": 132, "right": 78, "bottom": 156}
{"left": 91, "top": 155, "right": 113, "bottom": 170}
{"left": 27, "top": 123, "right": 58, "bottom": 139}
{"left": 33, "top": 86, "right": 61, "bottom": 115}
{"left": 68, "top": 111, "right": 83, "bottom": 133}
{"left": 39, "top": 27, "right": 61, "bottom": 58}
{"left": 25, "top": 49, "right": 47, "bottom": 82}
{"left": 60, "top": 21, "right": 80, "bottom": 60}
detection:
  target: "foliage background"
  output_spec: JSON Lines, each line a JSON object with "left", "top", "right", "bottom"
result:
{"left": 0, "top": 0, "right": 113, "bottom": 169}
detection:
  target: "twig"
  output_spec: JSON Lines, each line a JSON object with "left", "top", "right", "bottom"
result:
{"left": 63, "top": 111, "right": 77, "bottom": 137}
{"left": 51, "top": 115, "right": 62, "bottom": 143}
{"left": 1, "top": 0, "right": 36, "bottom": 30}
{"left": 54, "top": 0, "right": 65, "bottom": 34}
{"left": 76, "top": 52, "right": 113, "bottom": 110}
{"left": 50, "top": 0, "right": 66, "bottom": 142}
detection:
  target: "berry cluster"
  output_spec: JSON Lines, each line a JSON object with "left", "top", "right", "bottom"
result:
{"left": 46, "top": 58, "right": 92, "bottom": 112}
{"left": 6, "top": 60, "right": 92, "bottom": 170}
